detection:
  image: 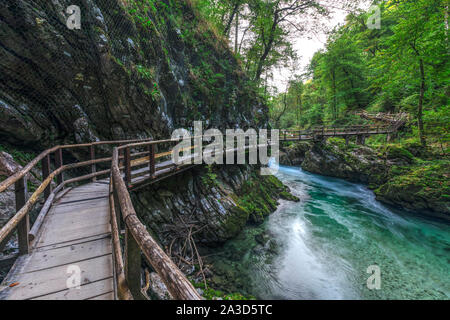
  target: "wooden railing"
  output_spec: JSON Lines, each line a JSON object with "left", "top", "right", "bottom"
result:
{"left": 0, "top": 139, "right": 153, "bottom": 256}
{"left": 279, "top": 124, "right": 395, "bottom": 141}
{"left": 110, "top": 142, "right": 202, "bottom": 300}
{"left": 108, "top": 134, "right": 271, "bottom": 300}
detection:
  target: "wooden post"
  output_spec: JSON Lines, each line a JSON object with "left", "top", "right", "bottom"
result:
{"left": 41, "top": 154, "right": 51, "bottom": 200}
{"left": 148, "top": 145, "right": 155, "bottom": 178}
{"left": 90, "top": 145, "right": 96, "bottom": 182}
{"left": 15, "top": 177, "right": 29, "bottom": 255}
{"left": 119, "top": 148, "right": 124, "bottom": 168}
{"left": 55, "top": 148, "right": 63, "bottom": 186}
{"left": 113, "top": 190, "right": 123, "bottom": 233}
{"left": 125, "top": 227, "right": 143, "bottom": 299}
{"left": 356, "top": 135, "right": 366, "bottom": 145}
{"left": 125, "top": 147, "right": 131, "bottom": 186}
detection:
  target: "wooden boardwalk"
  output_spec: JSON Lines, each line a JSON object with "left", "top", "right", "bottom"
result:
{"left": 0, "top": 182, "right": 114, "bottom": 300}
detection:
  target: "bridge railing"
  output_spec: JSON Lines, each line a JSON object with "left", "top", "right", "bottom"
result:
{"left": 0, "top": 138, "right": 154, "bottom": 263}
{"left": 111, "top": 141, "right": 202, "bottom": 300}
{"left": 280, "top": 124, "right": 395, "bottom": 141}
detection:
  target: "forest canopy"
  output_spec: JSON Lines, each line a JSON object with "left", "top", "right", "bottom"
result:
{"left": 194, "top": 0, "right": 449, "bottom": 148}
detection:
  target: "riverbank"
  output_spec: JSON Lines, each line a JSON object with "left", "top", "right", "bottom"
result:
{"left": 280, "top": 138, "right": 449, "bottom": 221}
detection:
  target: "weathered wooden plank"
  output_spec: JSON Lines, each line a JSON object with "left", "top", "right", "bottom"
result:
{"left": 1, "top": 255, "right": 113, "bottom": 300}
{"left": 52, "top": 198, "right": 109, "bottom": 211}
{"left": 35, "top": 222, "right": 111, "bottom": 248}
{"left": 34, "top": 233, "right": 111, "bottom": 252}
{"left": 33, "top": 279, "right": 114, "bottom": 300}
{"left": 19, "top": 237, "right": 112, "bottom": 273}
{"left": 29, "top": 192, "right": 55, "bottom": 242}
{"left": 88, "top": 291, "right": 115, "bottom": 300}
{"left": 44, "top": 204, "right": 109, "bottom": 223}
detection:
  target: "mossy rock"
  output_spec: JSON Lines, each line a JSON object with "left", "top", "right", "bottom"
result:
{"left": 383, "top": 144, "right": 415, "bottom": 163}
{"left": 375, "top": 160, "right": 450, "bottom": 218}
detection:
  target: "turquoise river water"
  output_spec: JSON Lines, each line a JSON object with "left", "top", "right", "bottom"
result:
{"left": 208, "top": 165, "right": 450, "bottom": 300}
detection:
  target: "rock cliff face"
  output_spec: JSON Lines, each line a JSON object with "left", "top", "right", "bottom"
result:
{"left": 133, "top": 165, "right": 298, "bottom": 247}
{"left": 0, "top": 0, "right": 292, "bottom": 256}
{"left": 279, "top": 142, "right": 312, "bottom": 166}
{"left": 0, "top": 0, "right": 266, "bottom": 149}
{"left": 301, "top": 141, "right": 388, "bottom": 186}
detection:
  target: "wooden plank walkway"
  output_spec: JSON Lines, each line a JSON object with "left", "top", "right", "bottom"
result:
{"left": 0, "top": 182, "right": 114, "bottom": 300}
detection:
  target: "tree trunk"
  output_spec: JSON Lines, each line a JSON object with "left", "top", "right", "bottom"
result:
{"left": 223, "top": 3, "right": 239, "bottom": 36}
{"left": 254, "top": 45, "right": 272, "bottom": 82}
{"left": 418, "top": 58, "right": 426, "bottom": 146}
{"left": 254, "top": 13, "right": 279, "bottom": 82}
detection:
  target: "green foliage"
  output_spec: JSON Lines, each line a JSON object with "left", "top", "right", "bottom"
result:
{"left": 192, "top": 280, "right": 255, "bottom": 300}
{"left": 269, "top": 0, "right": 449, "bottom": 150}
{"left": 201, "top": 165, "right": 218, "bottom": 187}
{"left": 0, "top": 145, "right": 37, "bottom": 167}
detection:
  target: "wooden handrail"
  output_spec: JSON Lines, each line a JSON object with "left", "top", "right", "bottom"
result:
{"left": 0, "top": 156, "right": 113, "bottom": 244}
{"left": 111, "top": 148, "right": 202, "bottom": 300}
{"left": 0, "top": 138, "right": 157, "bottom": 193}
{"left": 109, "top": 172, "right": 133, "bottom": 300}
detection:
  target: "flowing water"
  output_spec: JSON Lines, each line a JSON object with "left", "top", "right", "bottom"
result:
{"left": 208, "top": 165, "right": 450, "bottom": 300}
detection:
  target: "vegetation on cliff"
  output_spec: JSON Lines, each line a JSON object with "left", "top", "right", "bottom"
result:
{"left": 0, "top": 0, "right": 267, "bottom": 150}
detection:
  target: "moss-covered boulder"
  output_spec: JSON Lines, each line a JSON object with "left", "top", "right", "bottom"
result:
{"left": 234, "top": 173, "right": 299, "bottom": 224}
{"left": 375, "top": 161, "right": 450, "bottom": 220}
{"left": 301, "top": 138, "right": 388, "bottom": 186}
{"left": 280, "top": 142, "right": 312, "bottom": 166}
{"left": 290, "top": 138, "right": 448, "bottom": 220}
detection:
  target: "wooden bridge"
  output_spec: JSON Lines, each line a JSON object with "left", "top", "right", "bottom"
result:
{"left": 0, "top": 124, "right": 397, "bottom": 300}
{"left": 280, "top": 124, "right": 399, "bottom": 144}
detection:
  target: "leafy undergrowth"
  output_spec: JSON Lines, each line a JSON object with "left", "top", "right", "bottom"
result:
{"left": 0, "top": 144, "right": 37, "bottom": 167}
{"left": 192, "top": 281, "right": 256, "bottom": 300}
